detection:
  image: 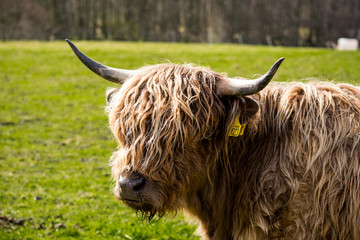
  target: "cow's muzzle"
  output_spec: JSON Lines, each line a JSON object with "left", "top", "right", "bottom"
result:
{"left": 118, "top": 173, "right": 146, "bottom": 202}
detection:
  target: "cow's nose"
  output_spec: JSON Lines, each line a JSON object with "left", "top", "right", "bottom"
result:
{"left": 118, "top": 175, "right": 146, "bottom": 202}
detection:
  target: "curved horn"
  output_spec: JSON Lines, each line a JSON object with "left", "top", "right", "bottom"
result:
{"left": 217, "top": 57, "right": 285, "bottom": 96}
{"left": 65, "top": 39, "right": 135, "bottom": 83}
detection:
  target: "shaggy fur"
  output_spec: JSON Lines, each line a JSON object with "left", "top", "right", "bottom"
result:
{"left": 107, "top": 63, "right": 360, "bottom": 239}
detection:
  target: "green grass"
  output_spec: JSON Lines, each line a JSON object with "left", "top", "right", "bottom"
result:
{"left": 1, "top": 41, "right": 360, "bottom": 239}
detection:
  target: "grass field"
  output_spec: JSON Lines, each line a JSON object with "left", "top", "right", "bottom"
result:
{"left": 1, "top": 41, "right": 360, "bottom": 239}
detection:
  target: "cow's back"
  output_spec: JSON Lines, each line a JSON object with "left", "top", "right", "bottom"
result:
{"left": 253, "top": 82, "right": 360, "bottom": 239}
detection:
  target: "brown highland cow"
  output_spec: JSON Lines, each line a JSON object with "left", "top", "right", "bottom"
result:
{"left": 66, "top": 39, "right": 360, "bottom": 240}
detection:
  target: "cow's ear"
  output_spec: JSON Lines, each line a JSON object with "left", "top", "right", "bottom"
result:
{"left": 242, "top": 96, "right": 259, "bottom": 122}
{"left": 106, "top": 88, "right": 119, "bottom": 106}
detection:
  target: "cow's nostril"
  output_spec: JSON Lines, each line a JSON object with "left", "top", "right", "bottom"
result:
{"left": 131, "top": 177, "right": 146, "bottom": 191}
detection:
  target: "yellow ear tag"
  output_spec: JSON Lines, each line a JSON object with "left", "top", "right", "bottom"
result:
{"left": 228, "top": 115, "right": 246, "bottom": 137}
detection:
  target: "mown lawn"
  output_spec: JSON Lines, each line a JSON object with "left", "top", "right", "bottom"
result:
{"left": 1, "top": 41, "right": 360, "bottom": 239}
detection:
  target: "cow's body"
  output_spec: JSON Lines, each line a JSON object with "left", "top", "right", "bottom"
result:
{"left": 184, "top": 82, "right": 360, "bottom": 239}
{"left": 66, "top": 40, "right": 360, "bottom": 239}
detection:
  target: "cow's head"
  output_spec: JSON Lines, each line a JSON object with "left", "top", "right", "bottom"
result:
{"left": 66, "top": 39, "right": 284, "bottom": 219}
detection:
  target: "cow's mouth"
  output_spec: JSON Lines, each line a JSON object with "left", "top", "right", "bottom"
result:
{"left": 123, "top": 198, "right": 141, "bottom": 203}
{"left": 123, "top": 200, "right": 158, "bottom": 219}
{"left": 122, "top": 196, "right": 145, "bottom": 208}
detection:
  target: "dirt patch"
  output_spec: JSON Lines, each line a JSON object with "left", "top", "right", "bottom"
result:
{"left": 0, "top": 216, "right": 32, "bottom": 228}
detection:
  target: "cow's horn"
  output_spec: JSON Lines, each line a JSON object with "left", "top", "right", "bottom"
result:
{"left": 217, "top": 57, "right": 285, "bottom": 96}
{"left": 65, "top": 39, "right": 135, "bottom": 84}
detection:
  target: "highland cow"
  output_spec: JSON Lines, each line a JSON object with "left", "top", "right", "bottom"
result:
{"left": 66, "top": 39, "right": 360, "bottom": 240}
